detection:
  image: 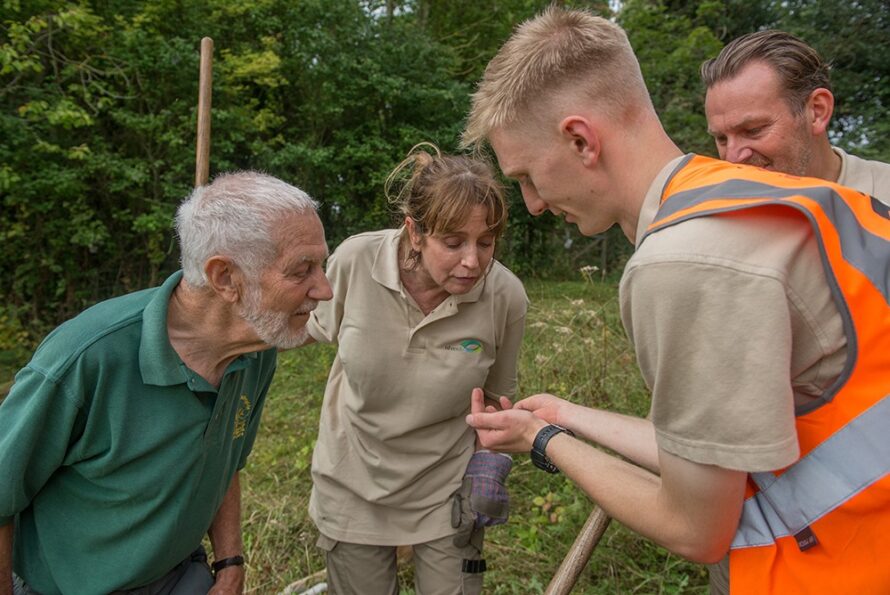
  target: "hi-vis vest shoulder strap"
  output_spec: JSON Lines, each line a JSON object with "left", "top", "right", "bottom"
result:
{"left": 642, "top": 154, "right": 890, "bottom": 594}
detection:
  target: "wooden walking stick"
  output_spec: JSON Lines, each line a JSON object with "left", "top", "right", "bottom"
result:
{"left": 195, "top": 37, "right": 213, "bottom": 187}
{"left": 545, "top": 506, "right": 612, "bottom": 595}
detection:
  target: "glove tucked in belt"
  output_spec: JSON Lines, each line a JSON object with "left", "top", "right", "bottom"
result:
{"left": 463, "top": 449, "right": 513, "bottom": 528}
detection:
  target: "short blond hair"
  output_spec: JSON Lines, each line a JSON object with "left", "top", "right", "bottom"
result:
{"left": 463, "top": 6, "right": 651, "bottom": 148}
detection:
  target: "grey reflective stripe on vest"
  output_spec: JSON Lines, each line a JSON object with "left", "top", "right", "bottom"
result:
{"left": 731, "top": 394, "right": 890, "bottom": 548}
{"left": 647, "top": 179, "right": 890, "bottom": 304}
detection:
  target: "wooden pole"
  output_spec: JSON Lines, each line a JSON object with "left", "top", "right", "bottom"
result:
{"left": 544, "top": 506, "right": 612, "bottom": 595}
{"left": 195, "top": 37, "right": 213, "bottom": 187}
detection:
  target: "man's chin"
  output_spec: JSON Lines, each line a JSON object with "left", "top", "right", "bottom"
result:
{"left": 266, "top": 326, "right": 310, "bottom": 351}
{"left": 244, "top": 313, "right": 310, "bottom": 351}
{"left": 574, "top": 220, "right": 604, "bottom": 237}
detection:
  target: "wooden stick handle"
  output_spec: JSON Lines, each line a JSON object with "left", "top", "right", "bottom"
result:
{"left": 195, "top": 37, "right": 213, "bottom": 187}
{"left": 545, "top": 506, "right": 612, "bottom": 595}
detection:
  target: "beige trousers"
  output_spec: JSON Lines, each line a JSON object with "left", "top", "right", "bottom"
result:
{"left": 317, "top": 531, "right": 485, "bottom": 595}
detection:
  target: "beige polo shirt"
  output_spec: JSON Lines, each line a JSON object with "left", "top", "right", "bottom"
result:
{"left": 834, "top": 146, "right": 890, "bottom": 206}
{"left": 620, "top": 156, "right": 847, "bottom": 473}
{"left": 306, "top": 228, "right": 527, "bottom": 545}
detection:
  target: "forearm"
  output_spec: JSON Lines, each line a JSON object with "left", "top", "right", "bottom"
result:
{"left": 555, "top": 402, "right": 660, "bottom": 473}
{"left": 468, "top": 393, "right": 746, "bottom": 561}
{"left": 1, "top": 521, "right": 12, "bottom": 595}
{"left": 545, "top": 433, "right": 746, "bottom": 563}
{"left": 207, "top": 473, "right": 244, "bottom": 592}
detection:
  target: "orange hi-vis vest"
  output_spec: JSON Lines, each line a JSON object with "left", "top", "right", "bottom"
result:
{"left": 642, "top": 155, "right": 890, "bottom": 594}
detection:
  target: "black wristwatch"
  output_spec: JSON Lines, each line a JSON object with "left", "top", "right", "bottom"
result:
{"left": 531, "top": 424, "right": 575, "bottom": 473}
{"left": 211, "top": 555, "right": 245, "bottom": 575}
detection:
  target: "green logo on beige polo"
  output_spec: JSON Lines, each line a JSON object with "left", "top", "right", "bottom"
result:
{"left": 445, "top": 339, "right": 483, "bottom": 353}
{"left": 460, "top": 339, "right": 482, "bottom": 352}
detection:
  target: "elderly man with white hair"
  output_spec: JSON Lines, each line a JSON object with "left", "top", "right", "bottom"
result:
{"left": 0, "top": 171, "right": 332, "bottom": 595}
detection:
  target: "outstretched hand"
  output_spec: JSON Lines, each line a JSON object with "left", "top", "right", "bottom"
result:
{"left": 466, "top": 388, "right": 547, "bottom": 452}
{"left": 514, "top": 393, "right": 573, "bottom": 427}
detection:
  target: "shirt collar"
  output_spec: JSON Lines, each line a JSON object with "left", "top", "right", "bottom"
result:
{"left": 634, "top": 154, "right": 690, "bottom": 249}
{"left": 139, "top": 270, "right": 187, "bottom": 387}
{"left": 371, "top": 228, "right": 404, "bottom": 291}
{"left": 139, "top": 271, "right": 259, "bottom": 390}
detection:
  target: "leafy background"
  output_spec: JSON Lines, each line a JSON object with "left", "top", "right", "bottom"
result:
{"left": 2, "top": 1, "right": 889, "bottom": 591}
{"left": 3, "top": 0, "right": 888, "bottom": 353}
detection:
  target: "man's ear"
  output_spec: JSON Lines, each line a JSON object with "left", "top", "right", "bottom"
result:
{"left": 204, "top": 256, "right": 243, "bottom": 304}
{"left": 806, "top": 88, "right": 834, "bottom": 135}
{"left": 560, "top": 116, "right": 600, "bottom": 167}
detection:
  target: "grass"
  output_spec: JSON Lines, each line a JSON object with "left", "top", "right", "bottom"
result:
{"left": 0, "top": 277, "right": 708, "bottom": 593}
{"left": 239, "top": 277, "right": 710, "bottom": 594}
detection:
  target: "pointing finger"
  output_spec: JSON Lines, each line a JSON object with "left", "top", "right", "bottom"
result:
{"left": 470, "top": 387, "right": 486, "bottom": 415}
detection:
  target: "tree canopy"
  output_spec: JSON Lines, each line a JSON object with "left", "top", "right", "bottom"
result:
{"left": 2, "top": 0, "right": 888, "bottom": 346}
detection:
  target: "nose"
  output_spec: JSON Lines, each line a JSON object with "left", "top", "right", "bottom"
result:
{"left": 724, "top": 138, "right": 754, "bottom": 164}
{"left": 461, "top": 246, "right": 480, "bottom": 270}
{"left": 310, "top": 268, "right": 333, "bottom": 302}
{"left": 521, "top": 186, "right": 547, "bottom": 216}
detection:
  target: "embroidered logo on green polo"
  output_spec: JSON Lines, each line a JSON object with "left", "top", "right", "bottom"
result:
{"left": 233, "top": 394, "right": 252, "bottom": 439}
{"left": 446, "top": 339, "right": 484, "bottom": 353}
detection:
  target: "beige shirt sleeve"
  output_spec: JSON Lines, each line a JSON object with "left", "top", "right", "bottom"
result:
{"left": 621, "top": 255, "right": 799, "bottom": 472}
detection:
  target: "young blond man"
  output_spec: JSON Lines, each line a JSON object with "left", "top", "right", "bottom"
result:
{"left": 702, "top": 29, "right": 890, "bottom": 205}
{"left": 463, "top": 7, "right": 890, "bottom": 594}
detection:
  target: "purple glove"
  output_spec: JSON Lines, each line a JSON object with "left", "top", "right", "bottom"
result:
{"left": 465, "top": 449, "right": 513, "bottom": 528}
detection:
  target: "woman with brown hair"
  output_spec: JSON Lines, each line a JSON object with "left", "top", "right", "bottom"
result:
{"left": 304, "top": 143, "right": 527, "bottom": 594}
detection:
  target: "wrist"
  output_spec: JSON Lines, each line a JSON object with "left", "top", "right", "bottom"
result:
{"left": 554, "top": 403, "right": 577, "bottom": 431}
{"left": 213, "top": 564, "right": 245, "bottom": 579}
{"left": 212, "top": 562, "right": 245, "bottom": 592}
{"left": 530, "top": 424, "right": 575, "bottom": 473}
{"left": 212, "top": 555, "right": 245, "bottom": 576}
{"left": 525, "top": 418, "right": 548, "bottom": 448}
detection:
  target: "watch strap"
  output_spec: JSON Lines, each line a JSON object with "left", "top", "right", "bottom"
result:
{"left": 531, "top": 424, "right": 575, "bottom": 473}
{"left": 211, "top": 555, "right": 245, "bottom": 574}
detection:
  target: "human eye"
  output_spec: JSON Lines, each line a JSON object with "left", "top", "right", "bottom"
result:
{"left": 289, "top": 264, "right": 312, "bottom": 279}
{"left": 443, "top": 237, "right": 463, "bottom": 249}
{"left": 745, "top": 126, "right": 766, "bottom": 138}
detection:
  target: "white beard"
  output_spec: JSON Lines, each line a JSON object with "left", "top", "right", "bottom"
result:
{"left": 239, "top": 284, "right": 315, "bottom": 350}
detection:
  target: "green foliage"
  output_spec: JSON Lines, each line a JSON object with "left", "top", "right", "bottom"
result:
{"left": 2, "top": 0, "right": 888, "bottom": 351}
{"left": 773, "top": 0, "right": 890, "bottom": 161}
{"left": 621, "top": 0, "right": 723, "bottom": 156}
{"left": 0, "top": 0, "right": 473, "bottom": 344}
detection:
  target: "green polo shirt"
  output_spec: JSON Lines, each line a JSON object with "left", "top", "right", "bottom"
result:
{"left": 0, "top": 271, "right": 276, "bottom": 595}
